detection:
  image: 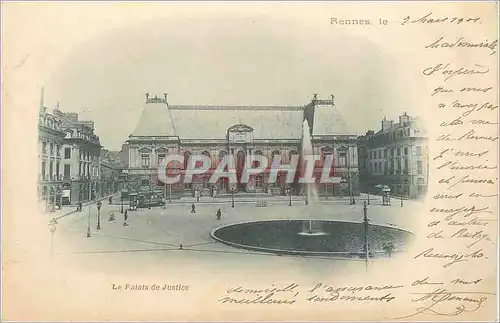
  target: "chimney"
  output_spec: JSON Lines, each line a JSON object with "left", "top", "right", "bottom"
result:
{"left": 381, "top": 117, "right": 393, "bottom": 132}
{"left": 399, "top": 112, "right": 410, "bottom": 125}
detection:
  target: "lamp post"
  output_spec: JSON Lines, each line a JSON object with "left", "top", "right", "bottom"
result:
{"left": 149, "top": 173, "right": 153, "bottom": 207}
{"left": 231, "top": 187, "right": 235, "bottom": 208}
{"left": 348, "top": 153, "right": 354, "bottom": 205}
{"left": 86, "top": 181, "right": 91, "bottom": 238}
{"left": 52, "top": 186, "right": 57, "bottom": 211}
{"left": 363, "top": 201, "right": 369, "bottom": 272}
{"left": 163, "top": 180, "right": 167, "bottom": 208}
{"left": 96, "top": 200, "right": 102, "bottom": 230}
{"left": 287, "top": 185, "right": 292, "bottom": 206}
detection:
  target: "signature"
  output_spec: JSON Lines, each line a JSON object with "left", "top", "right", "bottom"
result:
{"left": 393, "top": 288, "right": 491, "bottom": 319}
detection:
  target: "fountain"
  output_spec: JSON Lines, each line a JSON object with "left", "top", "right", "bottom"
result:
{"left": 210, "top": 115, "right": 413, "bottom": 257}
{"left": 298, "top": 119, "right": 328, "bottom": 236}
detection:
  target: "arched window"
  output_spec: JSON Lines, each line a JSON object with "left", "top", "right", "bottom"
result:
{"left": 219, "top": 150, "right": 227, "bottom": 161}
{"left": 183, "top": 151, "right": 191, "bottom": 169}
{"left": 218, "top": 151, "right": 228, "bottom": 168}
{"left": 156, "top": 148, "right": 167, "bottom": 166}
{"left": 201, "top": 151, "right": 211, "bottom": 168}
{"left": 321, "top": 147, "right": 334, "bottom": 168}
{"left": 236, "top": 150, "right": 245, "bottom": 173}
{"left": 271, "top": 150, "right": 281, "bottom": 167}
{"left": 288, "top": 150, "right": 298, "bottom": 164}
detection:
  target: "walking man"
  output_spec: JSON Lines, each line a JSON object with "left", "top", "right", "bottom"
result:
{"left": 216, "top": 209, "right": 222, "bottom": 220}
{"left": 123, "top": 209, "right": 129, "bottom": 226}
{"left": 191, "top": 203, "right": 196, "bottom": 214}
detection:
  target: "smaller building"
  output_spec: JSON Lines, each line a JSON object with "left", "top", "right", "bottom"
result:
{"left": 357, "top": 113, "right": 429, "bottom": 198}
{"left": 101, "top": 149, "right": 123, "bottom": 196}
{"left": 54, "top": 110, "right": 102, "bottom": 204}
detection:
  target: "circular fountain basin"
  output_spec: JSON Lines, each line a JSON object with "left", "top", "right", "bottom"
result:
{"left": 211, "top": 219, "right": 413, "bottom": 257}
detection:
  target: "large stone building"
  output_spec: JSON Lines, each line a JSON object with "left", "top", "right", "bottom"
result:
{"left": 38, "top": 101, "right": 66, "bottom": 210}
{"left": 123, "top": 94, "right": 359, "bottom": 198}
{"left": 357, "top": 113, "right": 429, "bottom": 198}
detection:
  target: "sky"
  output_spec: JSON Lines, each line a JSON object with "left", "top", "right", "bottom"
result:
{"left": 42, "top": 7, "right": 417, "bottom": 151}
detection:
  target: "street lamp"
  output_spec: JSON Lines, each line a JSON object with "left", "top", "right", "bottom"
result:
{"left": 231, "top": 187, "right": 235, "bottom": 208}
{"left": 96, "top": 200, "right": 102, "bottom": 230}
{"left": 362, "top": 201, "right": 370, "bottom": 272}
{"left": 86, "top": 182, "right": 91, "bottom": 238}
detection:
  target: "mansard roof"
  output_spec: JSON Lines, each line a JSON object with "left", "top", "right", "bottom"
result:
{"left": 312, "top": 104, "right": 351, "bottom": 135}
{"left": 130, "top": 101, "right": 353, "bottom": 140}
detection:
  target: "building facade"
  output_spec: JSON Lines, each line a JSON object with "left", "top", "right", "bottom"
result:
{"left": 38, "top": 104, "right": 66, "bottom": 210}
{"left": 358, "top": 113, "right": 429, "bottom": 198}
{"left": 101, "top": 149, "right": 123, "bottom": 196}
{"left": 54, "top": 111, "right": 102, "bottom": 204}
{"left": 124, "top": 94, "right": 359, "bottom": 199}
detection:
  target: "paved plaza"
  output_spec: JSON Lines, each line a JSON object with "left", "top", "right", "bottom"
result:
{"left": 44, "top": 194, "right": 422, "bottom": 277}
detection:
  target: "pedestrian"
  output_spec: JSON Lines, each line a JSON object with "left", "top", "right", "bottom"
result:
{"left": 124, "top": 209, "right": 128, "bottom": 221}
{"left": 109, "top": 196, "right": 112, "bottom": 204}
{"left": 191, "top": 203, "right": 196, "bottom": 213}
{"left": 78, "top": 202, "right": 83, "bottom": 212}
{"left": 216, "top": 209, "right": 221, "bottom": 220}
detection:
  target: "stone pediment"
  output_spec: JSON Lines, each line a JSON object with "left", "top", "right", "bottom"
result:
{"left": 228, "top": 124, "right": 254, "bottom": 133}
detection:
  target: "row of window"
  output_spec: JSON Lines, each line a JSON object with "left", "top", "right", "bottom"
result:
{"left": 370, "top": 160, "right": 423, "bottom": 175}
{"left": 41, "top": 142, "right": 62, "bottom": 157}
{"left": 65, "top": 130, "right": 99, "bottom": 143}
{"left": 369, "top": 146, "right": 422, "bottom": 160}
{"left": 139, "top": 151, "right": 351, "bottom": 169}
{"left": 40, "top": 162, "right": 99, "bottom": 179}
{"left": 41, "top": 144, "right": 99, "bottom": 162}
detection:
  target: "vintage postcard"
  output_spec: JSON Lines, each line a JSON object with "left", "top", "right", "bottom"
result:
{"left": 1, "top": 1, "right": 498, "bottom": 321}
